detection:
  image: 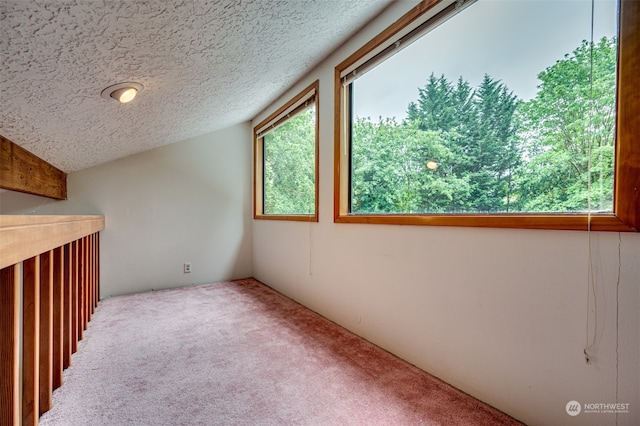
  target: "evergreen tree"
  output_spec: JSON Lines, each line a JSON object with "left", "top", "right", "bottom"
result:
{"left": 405, "top": 73, "right": 520, "bottom": 212}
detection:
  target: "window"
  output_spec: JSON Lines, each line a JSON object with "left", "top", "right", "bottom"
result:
{"left": 254, "top": 81, "right": 319, "bottom": 221}
{"left": 335, "top": 0, "right": 639, "bottom": 231}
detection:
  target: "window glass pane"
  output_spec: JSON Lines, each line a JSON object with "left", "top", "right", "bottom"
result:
{"left": 350, "top": 0, "right": 618, "bottom": 214}
{"left": 263, "top": 106, "right": 316, "bottom": 214}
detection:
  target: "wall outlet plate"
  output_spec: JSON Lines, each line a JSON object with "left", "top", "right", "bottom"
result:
{"left": 184, "top": 262, "right": 192, "bottom": 273}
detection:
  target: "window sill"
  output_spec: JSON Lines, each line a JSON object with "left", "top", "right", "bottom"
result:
{"left": 334, "top": 213, "right": 637, "bottom": 232}
{"left": 254, "top": 214, "right": 318, "bottom": 222}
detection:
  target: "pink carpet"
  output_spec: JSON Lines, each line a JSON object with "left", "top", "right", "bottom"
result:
{"left": 40, "top": 278, "right": 521, "bottom": 425}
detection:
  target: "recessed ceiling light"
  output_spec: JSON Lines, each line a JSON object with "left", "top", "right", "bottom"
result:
{"left": 101, "top": 82, "right": 143, "bottom": 104}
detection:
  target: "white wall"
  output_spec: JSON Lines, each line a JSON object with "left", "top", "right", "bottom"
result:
{"left": 251, "top": 2, "right": 640, "bottom": 425}
{"left": 1, "top": 123, "right": 253, "bottom": 297}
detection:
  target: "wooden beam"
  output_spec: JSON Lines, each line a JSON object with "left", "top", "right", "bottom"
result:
{"left": 0, "top": 135, "right": 67, "bottom": 200}
{"left": 0, "top": 264, "right": 20, "bottom": 426}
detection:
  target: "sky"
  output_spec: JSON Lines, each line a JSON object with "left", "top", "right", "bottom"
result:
{"left": 353, "top": 0, "right": 618, "bottom": 121}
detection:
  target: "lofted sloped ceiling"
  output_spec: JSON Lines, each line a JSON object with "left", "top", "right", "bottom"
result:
{"left": 0, "top": 0, "right": 392, "bottom": 172}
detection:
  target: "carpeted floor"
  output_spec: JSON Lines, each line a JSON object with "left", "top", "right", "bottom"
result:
{"left": 40, "top": 278, "right": 522, "bottom": 425}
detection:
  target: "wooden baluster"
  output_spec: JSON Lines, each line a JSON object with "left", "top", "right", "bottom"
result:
{"left": 52, "top": 246, "right": 64, "bottom": 388}
{"left": 87, "top": 235, "right": 90, "bottom": 322}
{"left": 90, "top": 234, "right": 96, "bottom": 316}
{"left": 96, "top": 232, "right": 100, "bottom": 306}
{"left": 63, "top": 243, "right": 72, "bottom": 368}
{"left": 0, "top": 264, "right": 20, "bottom": 426}
{"left": 39, "top": 250, "right": 54, "bottom": 415}
{"left": 72, "top": 240, "right": 79, "bottom": 352}
{"left": 84, "top": 236, "right": 90, "bottom": 327}
{"left": 97, "top": 233, "right": 100, "bottom": 305}
{"left": 23, "top": 256, "right": 40, "bottom": 426}
{"left": 78, "top": 238, "right": 83, "bottom": 334}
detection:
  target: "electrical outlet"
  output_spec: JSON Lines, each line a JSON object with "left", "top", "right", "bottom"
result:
{"left": 184, "top": 262, "right": 192, "bottom": 273}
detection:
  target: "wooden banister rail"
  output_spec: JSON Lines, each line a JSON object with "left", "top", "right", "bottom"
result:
{"left": 1, "top": 215, "right": 104, "bottom": 426}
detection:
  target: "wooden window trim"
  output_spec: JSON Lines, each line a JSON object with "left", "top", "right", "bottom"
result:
{"left": 254, "top": 80, "right": 320, "bottom": 222}
{"left": 334, "top": 0, "right": 639, "bottom": 232}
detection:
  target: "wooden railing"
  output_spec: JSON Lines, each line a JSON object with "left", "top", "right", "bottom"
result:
{"left": 1, "top": 215, "right": 105, "bottom": 426}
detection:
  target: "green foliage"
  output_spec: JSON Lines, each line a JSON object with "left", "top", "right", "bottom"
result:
{"left": 355, "top": 72, "right": 521, "bottom": 213}
{"left": 263, "top": 108, "right": 316, "bottom": 214}
{"left": 263, "top": 37, "right": 617, "bottom": 216}
{"left": 514, "top": 37, "right": 616, "bottom": 212}
{"left": 351, "top": 119, "right": 469, "bottom": 213}
{"left": 351, "top": 37, "right": 617, "bottom": 214}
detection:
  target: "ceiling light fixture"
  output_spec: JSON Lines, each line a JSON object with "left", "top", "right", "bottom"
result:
{"left": 101, "top": 82, "right": 143, "bottom": 104}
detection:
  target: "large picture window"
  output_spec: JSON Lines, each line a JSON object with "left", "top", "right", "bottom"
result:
{"left": 254, "top": 81, "right": 319, "bottom": 221}
{"left": 334, "top": 0, "right": 639, "bottom": 231}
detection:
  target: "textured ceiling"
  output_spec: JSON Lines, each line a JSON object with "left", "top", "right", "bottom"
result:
{"left": 0, "top": 0, "right": 391, "bottom": 172}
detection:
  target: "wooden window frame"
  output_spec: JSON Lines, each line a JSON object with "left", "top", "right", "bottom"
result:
{"left": 254, "top": 80, "right": 320, "bottom": 222}
{"left": 334, "top": 0, "right": 639, "bottom": 232}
